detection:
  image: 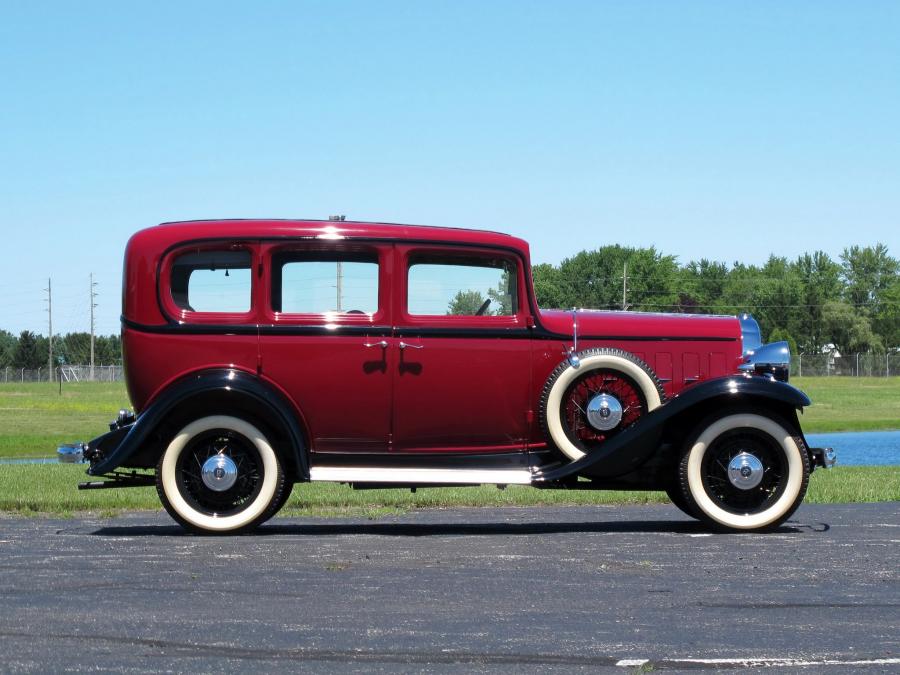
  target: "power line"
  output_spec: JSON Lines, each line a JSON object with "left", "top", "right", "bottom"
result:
{"left": 622, "top": 301, "right": 900, "bottom": 309}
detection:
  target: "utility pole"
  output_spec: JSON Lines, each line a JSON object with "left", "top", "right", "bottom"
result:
{"left": 335, "top": 261, "right": 343, "bottom": 311}
{"left": 45, "top": 278, "right": 53, "bottom": 382}
{"left": 328, "top": 215, "right": 346, "bottom": 313}
{"left": 621, "top": 262, "right": 628, "bottom": 311}
{"left": 90, "top": 274, "right": 98, "bottom": 381}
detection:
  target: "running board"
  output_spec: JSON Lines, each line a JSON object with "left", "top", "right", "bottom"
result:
{"left": 309, "top": 466, "right": 534, "bottom": 485}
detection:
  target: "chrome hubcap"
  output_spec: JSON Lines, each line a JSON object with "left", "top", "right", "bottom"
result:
{"left": 586, "top": 393, "right": 623, "bottom": 431}
{"left": 727, "top": 452, "right": 764, "bottom": 490}
{"left": 200, "top": 454, "right": 238, "bottom": 492}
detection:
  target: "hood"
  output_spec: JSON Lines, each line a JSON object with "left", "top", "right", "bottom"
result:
{"left": 538, "top": 309, "right": 741, "bottom": 341}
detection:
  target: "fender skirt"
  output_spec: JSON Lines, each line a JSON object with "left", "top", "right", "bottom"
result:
{"left": 533, "top": 375, "right": 811, "bottom": 483}
{"left": 85, "top": 369, "right": 308, "bottom": 479}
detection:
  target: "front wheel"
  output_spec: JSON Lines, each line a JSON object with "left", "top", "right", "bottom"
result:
{"left": 665, "top": 484, "right": 697, "bottom": 519}
{"left": 156, "top": 415, "right": 285, "bottom": 534}
{"left": 677, "top": 412, "right": 810, "bottom": 532}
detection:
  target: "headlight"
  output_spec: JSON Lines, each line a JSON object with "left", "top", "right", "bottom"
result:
{"left": 739, "top": 341, "right": 791, "bottom": 382}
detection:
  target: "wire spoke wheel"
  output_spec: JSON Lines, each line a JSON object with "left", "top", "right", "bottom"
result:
{"left": 540, "top": 349, "right": 665, "bottom": 462}
{"left": 678, "top": 412, "right": 810, "bottom": 532}
{"left": 157, "top": 415, "right": 284, "bottom": 534}
{"left": 699, "top": 429, "right": 787, "bottom": 515}
{"left": 175, "top": 429, "right": 264, "bottom": 517}
{"left": 560, "top": 368, "right": 647, "bottom": 453}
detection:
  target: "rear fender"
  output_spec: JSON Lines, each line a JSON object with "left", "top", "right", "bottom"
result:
{"left": 86, "top": 369, "right": 309, "bottom": 479}
{"left": 534, "top": 374, "right": 811, "bottom": 482}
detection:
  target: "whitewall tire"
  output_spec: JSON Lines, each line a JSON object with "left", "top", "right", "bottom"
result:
{"left": 541, "top": 349, "right": 665, "bottom": 461}
{"left": 678, "top": 412, "right": 810, "bottom": 532}
{"left": 156, "top": 415, "right": 284, "bottom": 534}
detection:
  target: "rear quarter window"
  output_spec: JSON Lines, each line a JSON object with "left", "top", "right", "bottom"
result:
{"left": 170, "top": 250, "right": 252, "bottom": 313}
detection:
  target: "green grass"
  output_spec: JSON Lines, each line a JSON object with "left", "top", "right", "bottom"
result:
{"left": 0, "top": 378, "right": 897, "bottom": 460}
{"left": 791, "top": 377, "right": 900, "bottom": 433}
{"left": 0, "top": 464, "right": 896, "bottom": 517}
{"left": 0, "top": 381, "right": 129, "bottom": 458}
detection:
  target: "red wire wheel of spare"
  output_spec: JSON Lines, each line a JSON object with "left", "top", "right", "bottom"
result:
{"left": 561, "top": 368, "right": 647, "bottom": 450}
{"left": 540, "top": 348, "right": 666, "bottom": 461}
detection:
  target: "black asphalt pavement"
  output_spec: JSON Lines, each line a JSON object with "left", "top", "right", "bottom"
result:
{"left": 1, "top": 503, "right": 898, "bottom": 673}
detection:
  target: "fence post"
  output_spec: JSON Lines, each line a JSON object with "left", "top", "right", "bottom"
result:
{"left": 798, "top": 354, "right": 802, "bottom": 377}
{"left": 21, "top": 368, "right": 25, "bottom": 382}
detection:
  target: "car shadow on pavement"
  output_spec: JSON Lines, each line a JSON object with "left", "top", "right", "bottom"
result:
{"left": 88, "top": 519, "right": 825, "bottom": 537}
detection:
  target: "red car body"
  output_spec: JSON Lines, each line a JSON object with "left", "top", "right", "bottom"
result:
{"left": 122, "top": 219, "right": 740, "bottom": 453}
{"left": 82, "top": 219, "right": 833, "bottom": 534}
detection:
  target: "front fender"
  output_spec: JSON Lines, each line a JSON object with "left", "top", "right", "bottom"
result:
{"left": 534, "top": 374, "right": 811, "bottom": 482}
{"left": 86, "top": 369, "right": 308, "bottom": 478}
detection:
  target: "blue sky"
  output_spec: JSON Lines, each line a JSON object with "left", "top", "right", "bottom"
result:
{"left": 1, "top": 1, "right": 898, "bottom": 336}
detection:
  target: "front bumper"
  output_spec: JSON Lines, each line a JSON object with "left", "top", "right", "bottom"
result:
{"left": 810, "top": 447, "right": 837, "bottom": 469}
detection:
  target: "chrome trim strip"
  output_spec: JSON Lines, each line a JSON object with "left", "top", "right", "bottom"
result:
{"left": 309, "top": 466, "right": 533, "bottom": 485}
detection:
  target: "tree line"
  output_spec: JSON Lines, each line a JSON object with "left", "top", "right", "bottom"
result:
{"left": 0, "top": 331, "right": 122, "bottom": 370}
{"left": 533, "top": 243, "right": 897, "bottom": 355}
{"left": 1, "top": 243, "right": 896, "bottom": 366}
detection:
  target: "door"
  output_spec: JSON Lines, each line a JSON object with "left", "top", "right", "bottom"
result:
{"left": 391, "top": 245, "right": 532, "bottom": 453}
{"left": 258, "top": 242, "right": 394, "bottom": 453}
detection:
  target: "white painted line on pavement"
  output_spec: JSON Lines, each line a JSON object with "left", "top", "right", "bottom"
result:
{"left": 616, "top": 656, "right": 900, "bottom": 668}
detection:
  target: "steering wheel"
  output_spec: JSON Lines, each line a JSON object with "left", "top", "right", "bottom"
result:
{"left": 475, "top": 298, "right": 492, "bottom": 316}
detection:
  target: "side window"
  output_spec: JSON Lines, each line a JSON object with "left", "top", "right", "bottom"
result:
{"left": 170, "top": 250, "right": 252, "bottom": 313}
{"left": 407, "top": 255, "right": 517, "bottom": 317}
{"left": 272, "top": 252, "right": 379, "bottom": 314}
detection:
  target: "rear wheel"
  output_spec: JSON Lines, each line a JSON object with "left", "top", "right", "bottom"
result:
{"left": 156, "top": 415, "right": 285, "bottom": 534}
{"left": 262, "top": 482, "right": 294, "bottom": 523}
{"left": 678, "top": 412, "right": 810, "bottom": 532}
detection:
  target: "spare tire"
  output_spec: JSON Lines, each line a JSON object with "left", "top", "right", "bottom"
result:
{"left": 540, "top": 348, "right": 666, "bottom": 461}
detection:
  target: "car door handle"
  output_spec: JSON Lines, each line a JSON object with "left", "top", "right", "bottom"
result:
{"left": 363, "top": 340, "right": 388, "bottom": 348}
{"left": 398, "top": 341, "right": 424, "bottom": 350}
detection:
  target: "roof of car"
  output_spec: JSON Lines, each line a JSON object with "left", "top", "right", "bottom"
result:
{"left": 145, "top": 219, "right": 529, "bottom": 253}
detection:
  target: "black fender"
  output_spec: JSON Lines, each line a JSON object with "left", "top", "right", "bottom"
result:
{"left": 86, "top": 369, "right": 308, "bottom": 479}
{"left": 534, "top": 374, "right": 811, "bottom": 482}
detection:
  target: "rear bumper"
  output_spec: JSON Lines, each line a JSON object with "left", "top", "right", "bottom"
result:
{"left": 810, "top": 446, "right": 837, "bottom": 469}
{"left": 82, "top": 424, "right": 132, "bottom": 473}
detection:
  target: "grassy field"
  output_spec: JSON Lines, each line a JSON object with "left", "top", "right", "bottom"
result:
{"left": 0, "top": 382, "right": 127, "bottom": 458}
{"left": 792, "top": 376, "right": 900, "bottom": 433}
{"left": 0, "top": 464, "right": 895, "bottom": 517}
{"left": 0, "top": 378, "right": 897, "bottom": 459}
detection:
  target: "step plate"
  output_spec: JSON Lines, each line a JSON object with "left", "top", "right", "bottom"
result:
{"left": 309, "top": 466, "right": 534, "bottom": 485}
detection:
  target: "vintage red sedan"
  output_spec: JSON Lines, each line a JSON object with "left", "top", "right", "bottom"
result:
{"left": 81, "top": 219, "right": 835, "bottom": 533}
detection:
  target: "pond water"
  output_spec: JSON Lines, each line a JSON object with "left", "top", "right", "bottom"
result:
{"left": 805, "top": 430, "right": 899, "bottom": 466}
{"left": 1, "top": 430, "right": 898, "bottom": 466}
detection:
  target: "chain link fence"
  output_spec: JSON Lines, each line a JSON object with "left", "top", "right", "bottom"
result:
{"left": 2, "top": 356, "right": 898, "bottom": 383}
{"left": 792, "top": 353, "right": 900, "bottom": 377}
{"left": 1, "top": 365, "right": 124, "bottom": 383}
